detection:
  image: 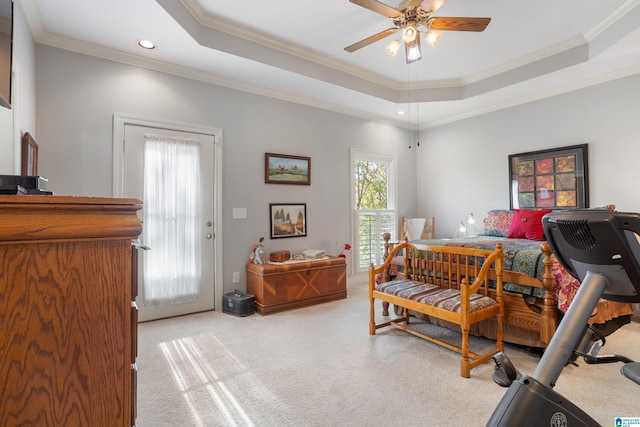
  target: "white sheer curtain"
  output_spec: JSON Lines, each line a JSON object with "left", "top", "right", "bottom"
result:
{"left": 142, "top": 134, "right": 202, "bottom": 307}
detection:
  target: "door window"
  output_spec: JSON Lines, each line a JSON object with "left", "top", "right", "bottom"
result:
{"left": 142, "top": 134, "right": 202, "bottom": 307}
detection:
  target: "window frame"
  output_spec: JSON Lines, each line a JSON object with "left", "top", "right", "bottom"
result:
{"left": 350, "top": 149, "right": 398, "bottom": 273}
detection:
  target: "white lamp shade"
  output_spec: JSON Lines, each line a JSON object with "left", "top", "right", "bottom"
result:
{"left": 405, "top": 218, "right": 427, "bottom": 240}
{"left": 386, "top": 39, "right": 401, "bottom": 57}
{"left": 404, "top": 35, "right": 422, "bottom": 64}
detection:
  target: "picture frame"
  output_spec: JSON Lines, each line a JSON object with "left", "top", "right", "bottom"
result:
{"left": 265, "top": 153, "right": 310, "bottom": 185}
{"left": 21, "top": 132, "right": 38, "bottom": 176}
{"left": 509, "top": 144, "right": 589, "bottom": 210}
{"left": 269, "top": 203, "right": 307, "bottom": 239}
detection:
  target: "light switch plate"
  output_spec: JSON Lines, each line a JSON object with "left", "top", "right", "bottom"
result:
{"left": 232, "top": 208, "right": 247, "bottom": 219}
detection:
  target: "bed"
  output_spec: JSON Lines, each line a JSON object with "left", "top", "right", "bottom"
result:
{"left": 380, "top": 209, "right": 634, "bottom": 348}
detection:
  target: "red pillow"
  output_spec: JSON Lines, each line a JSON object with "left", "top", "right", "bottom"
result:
{"left": 506, "top": 209, "right": 553, "bottom": 241}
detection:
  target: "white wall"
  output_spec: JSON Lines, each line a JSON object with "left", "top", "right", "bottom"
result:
{"left": 34, "top": 44, "right": 640, "bottom": 293}
{"left": 0, "top": 1, "right": 36, "bottom": 174}
{"left": 35, "top": 45, "right": 417, "bottom": 292}
{"left": 416, "top": 73, "right": 640, "bottom": 238}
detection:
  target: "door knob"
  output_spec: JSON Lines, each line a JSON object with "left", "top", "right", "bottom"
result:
{"left": 206, "top": 233, "right": 213, "bottom": 240}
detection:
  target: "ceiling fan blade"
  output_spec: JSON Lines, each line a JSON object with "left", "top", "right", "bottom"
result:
{"left": 429, "top": 17, "right": 491, "bottom": 32}
{"left": 344, "top": 28, "right": 397, "bottom": 52}
{"left": 349, "top": 0, "right": 403, "bottom": 19}
{"left": 420, "top": 0, "right": 448, "bottom": 14}
{"left": 397, "top": 0, "right": 423, "bottom": 11}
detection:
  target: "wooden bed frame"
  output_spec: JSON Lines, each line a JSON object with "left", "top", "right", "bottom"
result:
{"left": 380, "top": 234, "right": 634, "bottom": 348}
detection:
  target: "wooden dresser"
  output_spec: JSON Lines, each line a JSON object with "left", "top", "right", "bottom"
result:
{"left": 246, "top": 256, "right": 347, "bottom": 314}
{"left": 0, "top": 195, "right": 142, "bottom": 426}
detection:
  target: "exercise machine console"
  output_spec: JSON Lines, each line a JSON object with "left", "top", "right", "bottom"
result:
{"left": 487, "top": 210, "right": 640, "bottom": 426}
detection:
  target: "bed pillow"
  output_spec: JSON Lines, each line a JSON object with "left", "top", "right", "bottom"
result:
{"left": 506, "top": 209, "right": 553, "bottom": 241}
{"left": 482, "top": 210, "right": 514, "bottom": 237}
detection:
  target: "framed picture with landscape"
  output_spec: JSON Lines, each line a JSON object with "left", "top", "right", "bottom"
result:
{"left": 269, "top": 203, "right": 307, "bottom": 239}
{"left": 265, "top": 153, "right": 310, "bottom": 185}
{"left": 509, "top": 144, "right": 588, "bottom": 210}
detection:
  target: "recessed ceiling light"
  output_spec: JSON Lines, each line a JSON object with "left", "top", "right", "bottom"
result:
{"left": 396, "top": 111, "right": 405, "bottom": 115}
{"left": 137, "top": 40, "right": 156, "bottom": 50}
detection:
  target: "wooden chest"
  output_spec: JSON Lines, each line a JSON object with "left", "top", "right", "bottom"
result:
{"left": 246, "top": 256, "right": 346, "bottom": 315}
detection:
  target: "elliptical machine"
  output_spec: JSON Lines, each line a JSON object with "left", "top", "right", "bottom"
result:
{"left": 487, "top": 210, "right": 640, "bottom": 426}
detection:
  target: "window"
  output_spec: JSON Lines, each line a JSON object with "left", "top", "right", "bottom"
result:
{"left": 351, "top": 150, "right": 397, "bottom": 273}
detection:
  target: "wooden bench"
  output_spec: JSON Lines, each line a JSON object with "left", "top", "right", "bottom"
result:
{"left": 369, "top": 241, "right": 504, "bottom": 378}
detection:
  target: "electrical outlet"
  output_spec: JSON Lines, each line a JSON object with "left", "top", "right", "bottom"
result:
{"left": 232, "top": 272, "right": 240, "bottom": 283}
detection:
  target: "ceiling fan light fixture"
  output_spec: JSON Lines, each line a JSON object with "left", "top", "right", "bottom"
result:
{"left": 386, "top": 39, "right": 401, "bottom": 57}
{"left": 402, "top": 25, "right": 418, "bottom": 43}
{"left": 425, "top": 31, "right": 441, "bottom": 47}
{"left": 345, "top": 1, "right": 492, "bottom": 65}
{"left": 404, "top": 35, "right": 421, "bottom": 64}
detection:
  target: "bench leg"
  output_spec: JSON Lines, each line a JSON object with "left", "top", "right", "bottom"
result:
{"left": 460, "top": 326, "right": 471, "bottom": 378}
{"left": 496, "top": 312, "right": 505, "bottom": 352}
{"left": 370, "top": 298, "right": 376, "bottom": 335}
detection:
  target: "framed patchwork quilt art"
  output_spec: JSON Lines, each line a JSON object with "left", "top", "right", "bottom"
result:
{"left": 509, "top": 144, "right": 588, "bottom": 210}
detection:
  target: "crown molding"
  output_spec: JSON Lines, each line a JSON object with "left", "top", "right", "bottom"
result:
{"left": 19, "top": 0, "right": 46, "bottom": 41}
{"left": 30, "top": 16, "right": 640, "bottom": 131}
{"left": 421, "top": 62, "right": 640, "bottom": 129}
{"left": 179, "top": 0, "right": 640, "bottom": 92}
{"left": 19, "top": 0, "right": 640, "bottom": 130}
{"left": 461, "top": 35, "right": 587, "bottom": 86}
{"left": 178, "top": 0, "right": 408, "bottom": 90}
{"left": 34, "top": 31, "right": 410, "bottom": 128}
{"left": 584, "top": 0, "right": 640, "bottom": 41}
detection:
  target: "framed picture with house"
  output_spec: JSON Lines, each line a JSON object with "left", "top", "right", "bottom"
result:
{"left": 269, "top": 203, "right": 307, "bottom": 238}
{"left": 265, "top": 153, "right": 310, "bottom": 185}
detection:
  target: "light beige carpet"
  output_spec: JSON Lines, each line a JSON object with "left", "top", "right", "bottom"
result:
{"left": 136, "top": 279, "right": 640, "bottom": 426}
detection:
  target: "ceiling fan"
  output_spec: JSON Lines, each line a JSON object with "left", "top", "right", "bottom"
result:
{"left": 345, "top": 0, "right": 491, "bottom": 64}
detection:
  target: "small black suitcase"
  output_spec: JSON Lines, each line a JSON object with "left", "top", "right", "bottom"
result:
{"left": 222, "top": 290, "right": 255, "bottom": 317}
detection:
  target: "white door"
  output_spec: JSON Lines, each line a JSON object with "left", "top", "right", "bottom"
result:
{"left": 123, "top": 123, "right": 215, "bottom": 321}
